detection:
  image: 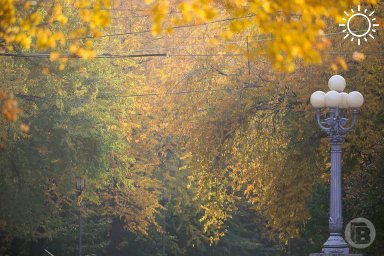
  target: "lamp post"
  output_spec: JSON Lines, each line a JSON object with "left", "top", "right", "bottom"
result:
{"left": 310, "top": 75, "right": 364, "bottom": 255}
{"left": 76, "top": 177, "right": 85, "bottom": 256}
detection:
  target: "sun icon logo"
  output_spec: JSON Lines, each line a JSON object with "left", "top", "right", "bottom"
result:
{"left": 339, "top": 4, "right": 379, "bottom": 46}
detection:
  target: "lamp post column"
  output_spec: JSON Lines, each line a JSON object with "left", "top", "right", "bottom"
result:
{"left": 322, "top": 135, "right": 349, "bottom": 254}
{"left": 79, "top": 200, "right": 82, "bottom": 256}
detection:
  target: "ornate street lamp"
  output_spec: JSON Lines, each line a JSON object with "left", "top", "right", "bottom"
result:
{"left": 75, "top": 177, "right": 85, "bottom": 256}
{"left": 76, "top": 177, "right": 85, "bottom": 194}
{"left": 310, "top": 75, "right": 364, "bottom": 254}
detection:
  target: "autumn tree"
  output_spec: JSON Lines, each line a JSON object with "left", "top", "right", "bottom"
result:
{"left": 147, "top": 0, "right": 378, "bottom": 70}
{"left": 133, "top": 0, "right": 384, "bottom": 252}
{"left": 0, "top": 0, "right": 111, "bottom": 122}
{"left": 0, "top": 3, "right": 163, "bottom": 254}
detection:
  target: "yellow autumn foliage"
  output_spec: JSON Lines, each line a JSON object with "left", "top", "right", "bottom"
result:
{"left": 0, "top": 0, "right": 110, "bottom": 56}
{"left": 0, "top": 0, "right": 111, "bottom": 122}
{"left": 147, "top": 0, "right": 377, "bottom": 71}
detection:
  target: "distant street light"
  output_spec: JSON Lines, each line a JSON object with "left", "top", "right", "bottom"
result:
{"left": 76, "top": 177, "right": 85, "bottom": 193}
{"left": 76, "top": 177, "right": 85, "bottom": 256}
{"left": 310, "top": 75, "right": 364, "bottom": 254}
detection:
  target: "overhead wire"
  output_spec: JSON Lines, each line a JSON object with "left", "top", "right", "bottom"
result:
{"left": 1, "top": 50, "right": 383, "bottom": 59}
{"left": 97, "top": 85, "right": 261, "bottom": 98}
{"left": 3, "top": 6, "right": 383, "bottom": 100}
{"left": 0, "top": 11, "right": 382, "bottom": 68}
{"left": 71, "top": 12, "right": 382, "bottom": 41}
{"left": 14, "top": 85, "right": 262, "bottom": 102}
{"left": 66, "top": 24, "right": 384, "bottom": 55}
{"left": 68, "top": 15, "right": 257, "bottom": 40}
{"left": 1, "top": 46, "right": 384, "bottom": 59}
{"left": 1, "top": 27, "right": 382, "bottom": 59}
{"left": 2, "top": 28, "right": 376, "bottom": 59}
{"left": 121, "top": 28, "right": 384, "bottom": 53}
{"left": 0, "top": 53, "right": 167, "bottom": 58}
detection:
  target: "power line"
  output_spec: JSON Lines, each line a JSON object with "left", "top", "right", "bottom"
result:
{"left": 121, "top": 26, "right": 383, "bottom": 52}
{"left": 39, "top": 14, "right": 384, "bottom": 59}
{"left": 69, "top": 15, "right": 256, "bottom": 40}
{"left": 87, "top": 27, "right": 381, "bottom": 55}
{"left": 98, "top": 85, "right": 261, "bottom": 98}
{"left": 168, "top": 54, "right": 242, "bottom": 57}
{"left": 114, "top": 26, "right": 384, "bottom": 53}
{"left": 111, "top": 15, "right": 150, "bottom": 20}
{"left": 1, "top": 50, "right": 383, "bottom": 59}
{"left": 168, "top": 51, "right": 384, "bottom": 57}
{"left": 71, "top": 8, "right": 383, "bottom": 41}
{"left": 100, "top": 8, "right": 148, "bottom": 12}
{"left": 1, "top": 27, "right": 382, "bottom": 59}
{"left": 14, "top": 85, "right": 262, "bottom": 102}
{"left": 129, "top": 39, "right": 251, "bottom": 53}
{"left": 0, "top": 53, "right": 166, "bottom": 58}
{"left": 110, "top": 10, "right": 184, "bottom": 19}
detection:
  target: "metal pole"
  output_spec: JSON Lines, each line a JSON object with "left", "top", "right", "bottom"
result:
{"left": 315, "top": 108, "right": 358, "bottom": 254}
{"left": 330, "top": 141, "right": 343, "bottom": 234}
{"left": 79, "top": 202, "right": 82, "bottom": 256}
{"left": 322, "top": 139, "right": 349, "bottom": 254}
{"left": 162, "top": 215, "right": 166, "bottom": 256}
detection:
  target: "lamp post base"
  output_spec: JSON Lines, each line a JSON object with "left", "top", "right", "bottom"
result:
{"left": 309, "top": 233, "right": 359, "bottom": 256}
{"left": 322, "top": 233, "right": 349, "bottom": 254}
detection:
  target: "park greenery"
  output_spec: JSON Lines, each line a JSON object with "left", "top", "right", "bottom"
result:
{"left": 0, "top": 0, "right": 383, "bottom": 255}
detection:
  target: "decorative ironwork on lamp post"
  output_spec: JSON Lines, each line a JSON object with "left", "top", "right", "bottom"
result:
{"left": 310, "top": 75, "right": 364, "bottom": 254}
{"left": 76, "top": 177, "right": 86, "bottom": 256}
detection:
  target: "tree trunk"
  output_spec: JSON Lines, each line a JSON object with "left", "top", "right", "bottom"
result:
{"left": 106, "top": 217, "right": 125, "bottom": 256}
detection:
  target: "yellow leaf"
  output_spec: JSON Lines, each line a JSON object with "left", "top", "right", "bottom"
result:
{"left": 165, "top": 27, "right": 174, "bottom": 33}
{"left": 80, "top": 9, "right": 92, "bottom": 22}
{"left": 203, "top": 8, "right": 216, "bottom": 20}
{"left": 179, "top": 2, "right": 192, "bottom": 13}
{"left": 208, "top": 38, "right": 219, "bottom": 46}
{"left": 331, "top": 63, "right": 338, "bottom": 72}
{"left": 24, "top": 2, "right": 31, "bottom": 10}
{"left": 352, "top": 51, "right": 365, "bottom": 62}
{"left": 41, "top": 67, "right": 50, "bottom": 75}
{"left": 151, "top": 24, "right": 162, "bottom": 35}
{"left": 20, "top": 123, "right": 30, "bottom": 133}
{"left": 49, "top": 52, "right": 60, "bottom": 61}
{"left": 337, "top": 57, "right": 348, "bottom": 70}
{"left": 262, "top": 2, "right": 272, "bottom": 12}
